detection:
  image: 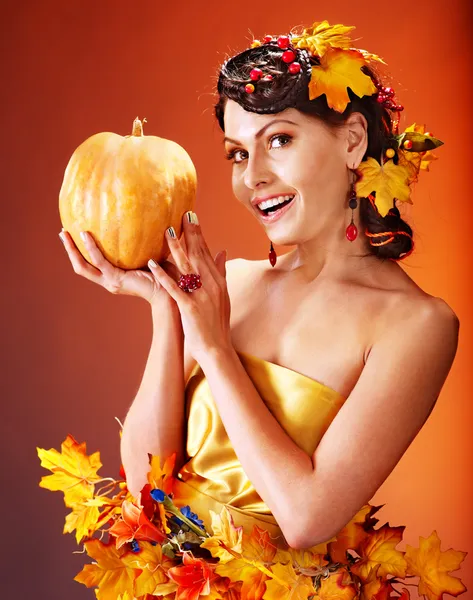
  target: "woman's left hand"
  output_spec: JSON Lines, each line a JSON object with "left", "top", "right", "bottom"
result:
{"left": 147, "top": 211, "right": 232, "bottom": 363}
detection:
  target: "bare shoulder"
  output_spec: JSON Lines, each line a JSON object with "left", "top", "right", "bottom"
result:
{"left": 369, "top": 291, "right": 460, "bottom": 389}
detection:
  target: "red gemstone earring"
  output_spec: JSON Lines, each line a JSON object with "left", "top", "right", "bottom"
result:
{"left": 346, "top": 180, "right": 358, "bottom": 242}
{"left": 269, "top": 241, "right": 277, "bottom": 267}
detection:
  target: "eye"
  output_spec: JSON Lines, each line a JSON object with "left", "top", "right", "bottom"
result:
{"left": 224, "top": 133, "right": 292, "bottom": 164}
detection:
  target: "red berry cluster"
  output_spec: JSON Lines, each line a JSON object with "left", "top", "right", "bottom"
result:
{"left": 245, "top": 35, "right": 301, "bottom": 94}
{"left": 178, "top": 273, "right": 202, "bottom": 293}
{"left": 375, "top": 83, "right": 404, "bottom": 112}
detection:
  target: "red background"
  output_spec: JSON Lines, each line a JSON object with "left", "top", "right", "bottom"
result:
{"left": 3, "top": 0, "right": 472, "bottom": 597}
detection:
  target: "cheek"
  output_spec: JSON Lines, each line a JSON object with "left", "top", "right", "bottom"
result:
{"left": 232, "top": 171, "right": 247, "bottom": 201}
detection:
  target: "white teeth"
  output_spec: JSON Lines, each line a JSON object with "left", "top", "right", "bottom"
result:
{"left": 257, "top": 195, "right": 294, "bottom": 210}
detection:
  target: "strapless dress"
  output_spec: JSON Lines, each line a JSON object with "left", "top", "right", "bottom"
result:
{"left": 173, "top": 351, "right": 348, "bottom": 548}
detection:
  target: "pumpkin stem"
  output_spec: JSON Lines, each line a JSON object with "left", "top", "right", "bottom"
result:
{"left": 132, "top": 116, "right": 147, "bottom": 136}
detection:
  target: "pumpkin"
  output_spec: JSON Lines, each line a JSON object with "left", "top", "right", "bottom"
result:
{"left": 59, "top": 117, "right": 197, "bottom": 270}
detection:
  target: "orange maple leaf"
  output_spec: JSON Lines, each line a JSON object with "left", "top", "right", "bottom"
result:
{"left": 308, "top": 48, "right": 377, "bottom": 113}
{"left": 263, "top": 562, "right": 314, "bottom": 600}
{"left": 147, "top": 452, "right": 176, "bottom": 495}
{"left": 355, "top": 157, "right": 412, "bottom": 217}
{"left": 37, "top": 434, "right": 102, "bottom": 507}
{"left": 312, "top": 568, "right": 357, "bottom": 599}
{"left": 109, "top": 500, "right": 167, "bottom": 549}
{"left": 405, "top": 530, "right": 467, "bottom": 600}
{"left": 121, "top": 541, "right": 175, "bottom": 598}
{"left": 74, "top": 538, "right": 137, "bottom": 600}
{"left": 350, "top": 523, "right": 407, "bottom": 580}
{"left": 216, "top": 526, "right": 278, "bottom": 600}
{"left": 328, "top": 503, "right": 373, "bottom": 563}
{"left": 359, "top": 564, "right": 396, "bottom": 600}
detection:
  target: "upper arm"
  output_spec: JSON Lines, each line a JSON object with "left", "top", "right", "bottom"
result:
{"left": 183, "top": 257, "right": 245, "bottom": 383}
{"left": 300, "top": 297, "right": 459, "bottom": 546}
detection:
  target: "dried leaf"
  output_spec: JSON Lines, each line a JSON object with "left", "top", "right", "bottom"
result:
{"left": 201, "top": 507, "right": 244, "bottom": 563}
{"left": 74, "top": 539, "right": 137, "bottom": 600}
{"left": 355, "top": 157, "right": 412, "bottom": 217}
{"left": 37, "top": 434, "right": 102, "bottom": 507}
{"left": 263, "top": 562, "right": 314, "bottom": 600}
{"left": 308, "top": 48, "right": 377, "bottom": 113}
{"left": 350, "top": 524, "right": 407, "bottom": 580}
{"left": 405, "top": 531, "right": 467, "bottom": 600}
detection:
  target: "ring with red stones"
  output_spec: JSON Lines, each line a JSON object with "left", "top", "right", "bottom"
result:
{"left": 178, "top": 273, "right": 202, "bottom": 293}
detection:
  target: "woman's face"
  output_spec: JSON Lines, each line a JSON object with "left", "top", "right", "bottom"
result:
{"left": 223, "top": 99, "right": 361, "bottom": 246}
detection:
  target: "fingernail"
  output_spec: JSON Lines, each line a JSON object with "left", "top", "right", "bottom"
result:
{"left": 186, "top": 211, "right": 193, "bottom": 224}
{"left": 80, "top": 231, "right": 87, "bottom": 242}
{"left": 191, "top": 212, "right": 199, "bottom": 225}
{"left": 149, "top": 259, "right": 157, "bottom": 268}
{"left": 59, "top": 232, "right": 66, "bottom": 244}
{"left": 167, "top": 227, "right": 176, "bottom": 239}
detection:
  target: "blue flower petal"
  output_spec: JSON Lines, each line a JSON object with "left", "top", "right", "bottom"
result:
{"left": 150, "top": 488, "right": 167, "bottom": 503}
{"left": 180, "top": 505, "right": 205, "bottom": 528}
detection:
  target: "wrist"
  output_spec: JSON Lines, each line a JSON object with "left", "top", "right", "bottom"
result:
{"left": 197, "top": 343, "right": 238, "bottom": 372}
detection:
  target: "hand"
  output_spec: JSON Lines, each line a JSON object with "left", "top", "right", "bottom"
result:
{"left": 146, "top": 212, "right": 231, "bottom": 362}
{"left": 59, "top": 229, "right": 180, "bottom": 307}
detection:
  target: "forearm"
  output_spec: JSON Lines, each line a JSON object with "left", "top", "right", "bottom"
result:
{"left": 199, "top": 347, "right": 317, "bottom": 546}
{"left": 121, "top": 302, "right": 186, "bottom": 497}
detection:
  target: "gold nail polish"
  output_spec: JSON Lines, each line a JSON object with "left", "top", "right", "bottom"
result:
{"left": 191, "top": 212, "right": 199, "bottom": 225}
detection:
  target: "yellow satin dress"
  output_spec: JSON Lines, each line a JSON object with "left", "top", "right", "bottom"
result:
{"left": 174, "top": 350, "right": 347, "bottom": 548}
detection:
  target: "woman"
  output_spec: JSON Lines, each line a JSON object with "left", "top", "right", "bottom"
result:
{"left": 58, "top": 20, "right": 459, "bottom": 550}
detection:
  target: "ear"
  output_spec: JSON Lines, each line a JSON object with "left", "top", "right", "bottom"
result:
{"left": 345, "top": 112, "right": 368, "bottom": 169}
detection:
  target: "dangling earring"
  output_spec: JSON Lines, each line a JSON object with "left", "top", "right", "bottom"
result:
{"left": 346, "top": 178, "right": 358, "bottom": 242}
{"left": 269, "top": 241, "right": 277, "bottom": 267}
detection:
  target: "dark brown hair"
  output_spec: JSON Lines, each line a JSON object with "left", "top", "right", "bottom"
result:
{"left": 214, "top": 42, "right": 414, "bottom": 261}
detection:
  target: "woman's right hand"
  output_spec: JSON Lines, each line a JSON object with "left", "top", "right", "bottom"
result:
{"left": 59, "top": 229, "right": 180, "bottom": 306}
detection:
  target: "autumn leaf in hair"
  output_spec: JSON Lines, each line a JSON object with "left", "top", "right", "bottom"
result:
{"left": 290, "top": 20, "right": 355, "bottom": 57}
{"left": 355, "top": 157, "right": 412, "bottom": 217}
{"left": 309, "top": 48, "right": 377, "bottom": 113}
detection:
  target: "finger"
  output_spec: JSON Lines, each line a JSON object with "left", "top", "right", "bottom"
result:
{"left": 184, "top": 212, "right": 222, "bottom": 281}
{"left": 165, "top": 226, "right": 195, "bottom": 275}
{"left": 148, "top": 258, "right": 190, "bottom": 304}
{"left": 60, "top": 230, "right": 103, "bottom": 282}
{"left": 214, "top": 250, "right": 227, "bottom": 279}
{"left": 79, "top": 231, "right": 118, "bottom": 279}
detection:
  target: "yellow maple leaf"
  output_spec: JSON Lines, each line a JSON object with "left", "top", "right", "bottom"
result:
{"left": 273, "top": 547, "right": 328, "bottom": 577}
{"left": 263, "top": 562, "right": 314, "bottom": 600}
{"left": 355, "top": 157, "right": 412, "bottom": 217}
{"left": 291, "top": 20, "right": 355, "bottom": 57}
{"left": 121, "top": 541, "right": 174, "bottom": 598}
{"left": 201, "top": 507, "right": 244, "bottom": 563}
{"left": 63, "top": 486, "right": 100, "bottom": 544}
{"left": 74, "top": 538, "right": 138, "bottom": 600}
{"left": 308, "top": 48, "right": 377, "bottom": 113}
{"left": 37, "top": 434, "right": 102, "bottom": 507}
{"left": 350, "top": 524, "right": 407, "bottom": 580}
{"left": 404, "top": 530, "right": 467, "bottom": 600}
{"left": 216, "top": 526, "right": 277, "bottom": 600}
{"left": 312, "top": 568, "right": 357, "bottom": 599}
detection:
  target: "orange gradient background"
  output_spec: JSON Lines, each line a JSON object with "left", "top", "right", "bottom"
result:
{"left": 3, "top": 1, "right": 472, "bottom": 597}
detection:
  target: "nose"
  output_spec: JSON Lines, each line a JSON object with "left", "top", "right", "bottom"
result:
{"left": 243, "top": 152, "right": 273, "bottom": 190}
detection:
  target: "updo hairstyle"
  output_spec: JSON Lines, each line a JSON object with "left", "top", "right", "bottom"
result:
{"left": 214, "top": 42, "right": 414, "bottom": 261}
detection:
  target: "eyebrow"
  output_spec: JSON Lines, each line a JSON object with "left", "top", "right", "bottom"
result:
{"left": 223, "top": 119, "right": 299, "bottom": 145}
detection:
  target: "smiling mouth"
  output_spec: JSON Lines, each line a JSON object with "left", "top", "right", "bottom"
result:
{"left": 257, "top": 195, "right": 295, "bottom": 216}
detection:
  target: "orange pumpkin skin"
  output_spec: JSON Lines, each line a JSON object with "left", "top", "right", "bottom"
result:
{"left": 59, "top": 117, "right": 197, "bottom": 270}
